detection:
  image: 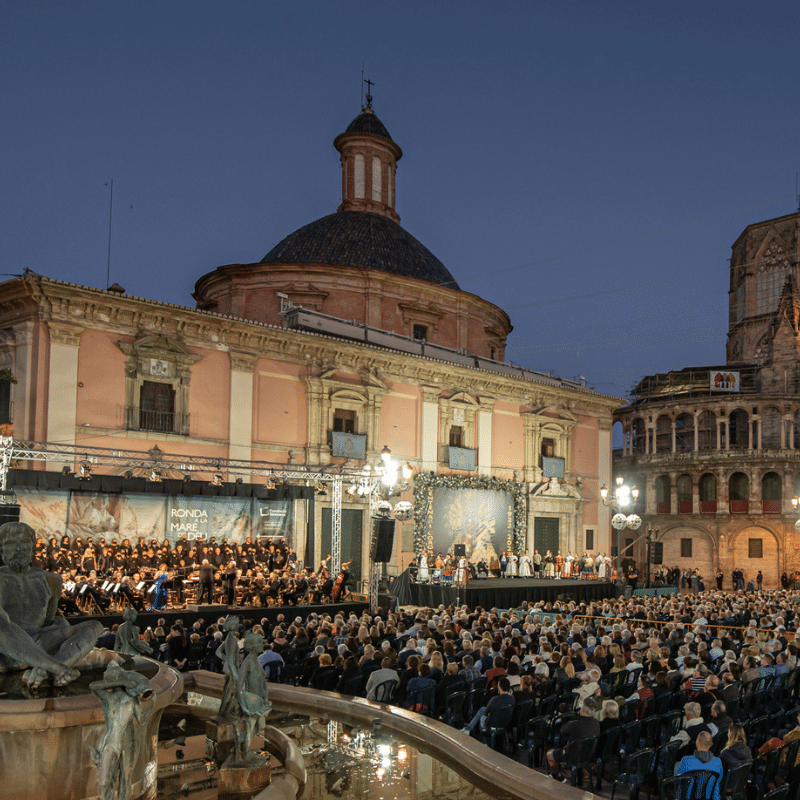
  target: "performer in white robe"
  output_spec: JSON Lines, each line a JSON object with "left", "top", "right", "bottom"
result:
{"left": 519, "top": 550, "right": 532, "bottom": 578}
{"left": 417, "top": 553, "right": 429, "bottom": 583}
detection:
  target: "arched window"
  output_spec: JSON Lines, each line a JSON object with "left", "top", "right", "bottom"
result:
{"left": 675, "top": 413, "right": 694, "bottom": 452}
{"left": 372, "top": 156, "right": 382, "bottom": 201}
{"left": 729, "top": 472, "right": 749, "bottom": 513}
{"left": 676, "top": 474, "right": 693, "bottom": 513}
{"left": 655, "top": 414, "right": 671, "bottom": 453}
{"left": 756, "top": 242, "right": 790, "bottom": 315}
{"left": 656, "top": 475, "right": 671, "bottom": 514}
{"left": 728, "top": 409, "right": 749, "bottom": 448}
{"left": 793, "top": 409, "right": 800, "bottom": 450}
{"left": 676, "top": 474, "right": 692, "bottom": 513}
{"left": 761, "top": 471, "right": 782, "bottom": 514}
{"left": 760, "top": 407, "right": 782, "bottom": 450}
{"left": 699, "top": 473, "right": 717, "bottom": 513}
{"left": 354, "top": 153, "right": 365, "bottom": 198}
{"left": 697, "top": 410, "right": 716, "bottom": 450}
{"left": 631, "top": 418, "right": 646, "bottom": 454}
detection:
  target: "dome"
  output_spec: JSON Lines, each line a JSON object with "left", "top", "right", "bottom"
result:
{"left": 260, "top": 210, "right": 460, "bottom": 289}
{"left": 343, "top": 110, "right": 395, "bottom": 142}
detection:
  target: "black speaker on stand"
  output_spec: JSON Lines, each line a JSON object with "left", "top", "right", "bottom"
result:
{"left": 370, "top": 518, "right": 396, "bottom": 562}
{"left": 371, "top": 517, "right": 396, "bottom": 610}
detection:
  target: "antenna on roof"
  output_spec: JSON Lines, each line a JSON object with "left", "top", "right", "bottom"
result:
{"left": 361, "top": 63, "right": 364, "bottom": 107}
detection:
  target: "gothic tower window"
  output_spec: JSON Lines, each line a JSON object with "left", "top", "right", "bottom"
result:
{"left": 756, "top": 242, "right": 790, "bottom": 315}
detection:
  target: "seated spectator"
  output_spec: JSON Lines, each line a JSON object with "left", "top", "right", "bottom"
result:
{"left": 546, "top": 698, "right": 600, "bottom": 781}
{"left": 674, "top": 730, "right": 724, "bottom": 800}
{"left": 406, "top": 663, "right": 437, "bottom": 713}
{"left": 365, "top": 657, "right": 401, "bottom": 701}
{"left": 462, "top": 676, "right": 515, "bottom": 737}
{"left": 720, "top": 724, "right": 752, "bottom": 772}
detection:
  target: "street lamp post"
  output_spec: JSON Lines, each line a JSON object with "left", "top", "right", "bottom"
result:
{"left": 601, "top": 476, "right": 641, "bottom": 584}
{"left": 645, "top": 525, "right": 660, "bottom": 588}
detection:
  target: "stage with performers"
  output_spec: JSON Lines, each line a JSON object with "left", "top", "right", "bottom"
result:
{"left": 391, "top": 571, "right": 618, "bottom": 610}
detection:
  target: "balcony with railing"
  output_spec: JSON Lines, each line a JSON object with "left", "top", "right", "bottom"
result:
{"left": 126, "top": 407, "right": 189, "bottom": 435}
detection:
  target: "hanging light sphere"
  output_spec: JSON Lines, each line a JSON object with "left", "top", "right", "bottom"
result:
{"left": 375, "top": 499, "right": 392, "bottom": 517}
{"left": 611, "top": 513, "right": 628, "bottom": 530}
{"left": 626, "top": 514, "right": 642, "bottom": 530}
{"left": 393, "top": 501, "right": 413, "bottom": 521}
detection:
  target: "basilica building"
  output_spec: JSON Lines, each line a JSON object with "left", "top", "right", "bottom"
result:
{"left": 0, "top": 100, "right": 618, "bottom": 584}
{"left": 614, "top": 210, "right": 800, "bottom": 587}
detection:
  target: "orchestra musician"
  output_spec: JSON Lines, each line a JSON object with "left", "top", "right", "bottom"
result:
{"left": 331, "top": 560, "right": 352, "bottom": 604}
{"left": 197, "top": 559, "right": 214, "bottom": 604}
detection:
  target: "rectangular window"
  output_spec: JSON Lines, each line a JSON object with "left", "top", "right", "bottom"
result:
{"left": 139, "top": 381, "right": 175, "bottom": 432}
{"left": 624, "top": 537, "right": 634, "bottom": 557}
{"left": 680, "top": 538, "right": 693, "bottom": 558}
{"left": 449, "top": 425, "right": 463, "bottom": 447}
{"left": 333, "top": 408, "right": 356, "bottom": 434}
{"left": 748, "top": 538, "right": 763, "bottom": 559}
{"left": 585, "top": 529, "right": 594, "bottom": 551}
{"left": 413, "top": 324, "right": 427, "bottom": 342}
{"left": 541, "top": 437, "right": 555, "bottom": 457}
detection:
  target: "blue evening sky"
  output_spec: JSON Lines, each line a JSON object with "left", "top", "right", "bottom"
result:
{"left": 2, "top": 2, "right": 799, "bottom": 402}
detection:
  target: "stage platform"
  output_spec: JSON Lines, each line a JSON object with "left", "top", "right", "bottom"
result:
{"left": 391, "top": 572, "right": 618, "bottom": 610}
{"left": 66, "top": 600, "right": 370, "bottom": 632}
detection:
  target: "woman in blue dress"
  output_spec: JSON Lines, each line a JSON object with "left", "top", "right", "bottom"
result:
{"left": 149, "top": 564, "right": 169, "bottom": 611}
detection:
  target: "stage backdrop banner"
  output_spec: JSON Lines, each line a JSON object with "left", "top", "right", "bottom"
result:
{"left": 428, "top": 486, "right": 513, "bottom": 566}
{"left": 15, "top": 488, "right": 295, "bottom": 549}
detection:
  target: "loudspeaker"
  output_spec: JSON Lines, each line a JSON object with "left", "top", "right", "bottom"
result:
{"left": 454, "top": 543, "right": 466, "bottom": 557}
{"left": 651, "top": 542, "right": 664, "bottom": 564}
{"left": 370, "top": 518, "right": 396, "bottom": 563}
{"left": 0, "top": 504, "right": 20, "bottom": 527}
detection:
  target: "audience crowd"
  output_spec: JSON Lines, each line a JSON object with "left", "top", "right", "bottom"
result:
{"left": 94, "top": 584, "right": 800, "bottom": 795}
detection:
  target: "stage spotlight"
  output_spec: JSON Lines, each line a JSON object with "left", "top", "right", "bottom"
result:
{"left": 79, "top": 459, "right": 91, "bottom": 480}
{"left": 182, "top": 474, "right": 191, "bottom": 483}
{"left": 62, "top": 466, "right": 72, "bottom": 476}
{"left": 316, "top": 481, "right": 328, "bottom": 496}
{"left": 211, "top": 472, "right": 224, "bottom": 487}
{"left": 149, "top": 468, "right": 162, "bottom": 482}
{"left": 235, "top": 477, "right": 244, "bottom": 485}
{"left": 124, "top": 470, "right": 134, "bottom": 479}
{"left": 346, "top": 483, "right": 357, "bottom": 497}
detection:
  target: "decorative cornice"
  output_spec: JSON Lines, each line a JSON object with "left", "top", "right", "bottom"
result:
{"left": 48, "top": 322, "right": 83, "bottom": 347}
{"left": 1, "top": 275, "right": 619, "bottom": 419}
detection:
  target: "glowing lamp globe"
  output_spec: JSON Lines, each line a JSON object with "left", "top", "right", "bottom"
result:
{"left": 626, "top": 514, "right": 642, "bottom": 530}
{"left": 393, "top": 501, "right": 413, "bottom": 521}
{"left": 611, "top": 513, "right": 628, "bottom": 530}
